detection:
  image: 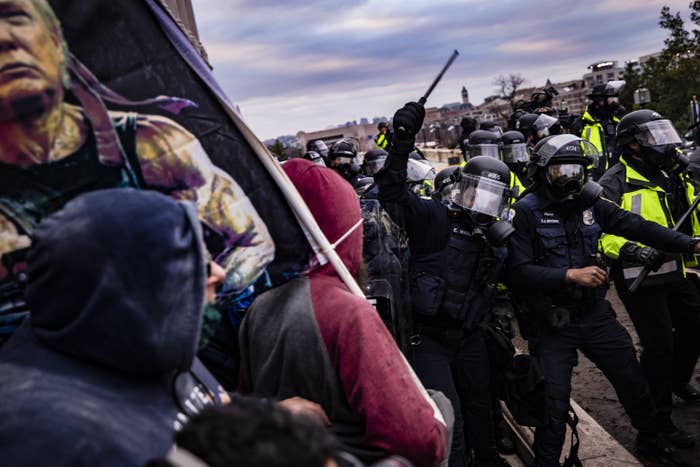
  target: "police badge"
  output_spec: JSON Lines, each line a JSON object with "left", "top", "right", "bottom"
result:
{"left": 582, "top": 209, "right": 595, "bottom": 225}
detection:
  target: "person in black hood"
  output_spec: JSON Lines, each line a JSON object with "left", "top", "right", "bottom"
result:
{"left": 0, "top": 188, "right": 227, "bottom": 467}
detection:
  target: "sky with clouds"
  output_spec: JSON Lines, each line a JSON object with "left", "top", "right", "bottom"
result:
{"left": 191, "top": 0, "right": 690, "bottom": 140}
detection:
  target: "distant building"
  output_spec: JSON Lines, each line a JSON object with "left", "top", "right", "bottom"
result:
{"left": 461, "top": 86, "right": 470, "bottom": 104}
{"left": 583, "top": 60, "right": 626, "bottom": 88}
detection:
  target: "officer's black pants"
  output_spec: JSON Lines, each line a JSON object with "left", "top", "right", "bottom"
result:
{"left": 619, "top": 277, "right": 700, "bottom": 426}
{"left": 531, "top": 300, "right": 656, "bottom": 467}
{"left": 411, "top": 331, "right": 496, "bottom": 467}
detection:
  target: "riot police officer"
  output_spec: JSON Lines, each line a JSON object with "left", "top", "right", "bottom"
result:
{"left": 599, "top": 110, "right": 700, "bottom": 446}
{"left": 502, "top": 130, "right": 531, "bottom": 196}
{"left": 327, "top": 138, "right": 363, "bottom": 188}
{"left": 459, "top": 117, "right": 479, "bottom": 161}
{"left": 507, "top": 133, "right": 700, "bottom": 467}
{"left": 571, "top": 81, "right": 625, "bottom": 180}
{"left": 376, "top": 102, "right": 514, "bottom": 467}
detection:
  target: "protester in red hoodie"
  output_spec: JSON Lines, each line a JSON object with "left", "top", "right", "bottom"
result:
{"left": 239, "top": 159, "right": 450, "bottom": 466}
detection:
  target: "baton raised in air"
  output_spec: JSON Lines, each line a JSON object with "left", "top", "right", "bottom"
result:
{"left": 418, "top": 49, "right": 460, "bottom": 106}
{"left": 628, "top": 191, "right": 700, "bottom": 293}
{"left": 397, "top": 50, "right": 459, "bottom": 136}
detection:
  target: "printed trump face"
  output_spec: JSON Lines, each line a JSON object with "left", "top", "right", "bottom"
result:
{"left": 0, "top": 0, "right": 66, "bottom": 121}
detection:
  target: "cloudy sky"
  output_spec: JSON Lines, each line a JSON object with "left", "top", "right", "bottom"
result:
{"left": 191, "top": 0, "right": 689, "bottom": 140}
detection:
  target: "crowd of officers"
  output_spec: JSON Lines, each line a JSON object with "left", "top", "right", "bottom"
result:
{"left": 302, "top": 83, "right": 700, "bottom": 467}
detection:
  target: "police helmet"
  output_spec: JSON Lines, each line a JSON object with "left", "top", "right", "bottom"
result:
{"left": 452, "top": 156, "right": 511, "bottom": 223}
{"left": 362, "top": 148, "right": 388, "bottom": 176}
{"left": 467, "top": 129, "right": 502, "bottom": 159}
{"left": 517, "top": 113, "right": 561, "bottom": 142}
{"left": 501, "top": 130, "right": 530, "bottom": 164}
{"left": 480, "top": 121, "right": 503, "bottom": 136}
{"left": 303, "top": 151, "right": 326, "bottom": 167}
{"left": 616, "top": 109, "right": 684, "bottom": 169}
{"left": 508, "top": 108, "right": 529, "bottom": 131}
{"left": 307, "top": 140, "right": 329, "bottom": 159}
{"left": 328, "top": 138, "right": 359, "bottom": 177}
{"left": 530, "top": 134, "right": 599, "bottom": 199}
{"left": 587, "top": 80, "right": 625, "bottom": 99}
{"left": 434, "top": 166, "right": 459, "bottom": 203}
{"left": 460, "top": 116, "right": 478, "bottom": 133}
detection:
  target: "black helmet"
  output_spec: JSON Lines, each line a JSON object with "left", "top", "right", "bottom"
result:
{"left": 517, "top": 113, "right": 561, "bottom": 143}
{"left": 508, "top": 108, "right": 529, "bottom": 131}
{"left": 530, "top": 134, "right": 599, "bottom": 200}
{"left": 328, "top": 138, "right": 359, "bottom": 178}
{"left": 480, "top": 121, "right": 503, "bottom": 135}
{"left": 501, "top": 130, "right": 530, "bottom": 165}
{"left": 460, "top": 116, "right": 478, "bottom": 133}
{"left": 307, "top": 140, "right": 329, "bottom": 159}
{"left": 467, "top": 129, "right": 502, "bottom": 159}
{"left": 452, "top": 156, "right": 511, "bottom": 224}
{"left": 434, "top": 166, "right": 459, "bottom": 201}
{"left": 587, "top": 80, "right": 625, "bottom": 99}
{"left": 362, "top": 148, "right": 388, "bottom": 176}
{"left": 616, "top": 109, "right": 684, "bottom": 169}
{"left": 303, "top": 151, "right": 326, "bottom": 167}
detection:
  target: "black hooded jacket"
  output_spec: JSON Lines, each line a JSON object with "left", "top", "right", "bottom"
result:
{"left": 0, "top": 188, "right": 211, "bottom": 466}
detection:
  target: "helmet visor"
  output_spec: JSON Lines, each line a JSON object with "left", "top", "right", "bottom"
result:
{"left": 546, "top": 163, "right": 585, "bottom": 184}
{"left": 634, "top": 120, "right": 682, "bottom": 146}
{"left": 469, "top": 144, "right": 501, "bottom": 159}
{"left": 453, "top": 174, "right": 509, "bottom": 218}
{"left": 503, "top": 143, "right": 530, "bottom": 163}
{"left": 330, "top": 156, "right": 354, "bottom": 168}
{"left": 407, "top": 158, "right": 435, "bottom": 182}
{"left": 364, "top": 155, "right": 387, "bottom": 176}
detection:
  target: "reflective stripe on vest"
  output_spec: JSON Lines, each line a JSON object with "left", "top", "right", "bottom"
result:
{"left": 376, "top": 134, "right": 388, "bottom": 149}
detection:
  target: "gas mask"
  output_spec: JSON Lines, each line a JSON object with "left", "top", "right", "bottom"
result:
{"left": 633, "top": 119, "right": 684, "bottom": 172}
{"left": 546, "top": 163, "right": 585, "bottom": 200}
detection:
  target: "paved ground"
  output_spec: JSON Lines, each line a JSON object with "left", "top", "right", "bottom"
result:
{"left": 570, "top": 285, "right": 700, "bottom": 467}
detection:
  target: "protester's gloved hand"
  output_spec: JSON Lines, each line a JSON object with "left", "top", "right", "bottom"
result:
{"left": 620, "top": 242, "right": 664, "bottom": 271}
{"left": 390, "top": 102, "right": 425, "bottom": 155}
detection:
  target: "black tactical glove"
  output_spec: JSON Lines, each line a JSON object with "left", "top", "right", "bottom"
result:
{"left": 390, "top": 102, "right": 425, "bottom": 155}
{"left": 619, "top": 242, "right": 665, "bottom": 271}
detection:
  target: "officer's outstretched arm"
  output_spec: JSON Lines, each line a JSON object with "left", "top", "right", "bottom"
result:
{"left": 134, "top": 115, "right": 275, "bottom": 293}
{"left": 595, "top": 197, "right": 694, "bottom": 254}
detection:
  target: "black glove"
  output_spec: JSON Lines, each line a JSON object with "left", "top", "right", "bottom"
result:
{"left": 619, "top": 242, "right": 664, "bottom": 271}
{"left": 390, "top": 102, "right": 425, "bottom": 155}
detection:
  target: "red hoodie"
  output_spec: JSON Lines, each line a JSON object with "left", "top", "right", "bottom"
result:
{"left": 240, "top": 159, "right": 447, "bottom": 466}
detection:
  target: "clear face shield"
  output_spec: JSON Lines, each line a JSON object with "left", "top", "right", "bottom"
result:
{"left": 533, "top": 114, "right": 560, "bottom": 138}
{"left": 502, "top": 143, "right": 530, "bottom": 164}
{"left": 634, "top": 120, "right": 682, "bottom": 147}
{"left": 364, "top": 155, "right": 387, "bottom": 176}
{"left": 452, "top": 174, "right": 510, "bottom": 219}
{"left": 330, "top": 155, "right": 354, "bottom": 169}
{"left": 468, "top": 144, "right": 502, "bottom": 159}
